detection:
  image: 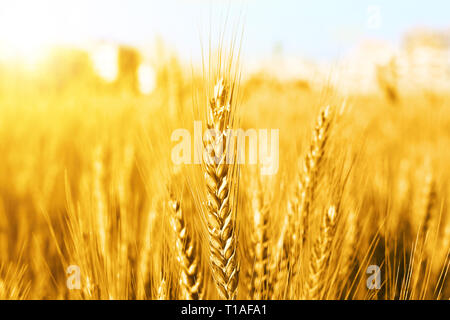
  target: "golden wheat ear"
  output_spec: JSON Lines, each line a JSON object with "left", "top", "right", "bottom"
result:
{"left": 408, "top": 165, "right": 437, "bottom": 299}
{"left": 269, "top": 213, "right": 290, "bottom": 300}
{"left": 156, "top": 277, "right": 168, "bottom": 300}
{"left": 305, "top": 205, "right": 338, "bottom": 300}
{"left": 337, "top": 209, "right": 357, "bottom": 290}
{"left": 203, "top": 79, "right": 239, "bottom": 300}
{"left": 168, "top": 196, "right": 204, "bottom": 300}
{"left": 247, "top": 178, "right": 270, "bottom": 300}
{"left": 295, "top": 105, "right": 333, "bottom": 245}
{"left": 284, "top": 105, "right": 333, "bottom": 296}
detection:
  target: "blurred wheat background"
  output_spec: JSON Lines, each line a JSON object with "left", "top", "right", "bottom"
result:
{"left": 0, "top": 0, "right": 449, "bottom": 300}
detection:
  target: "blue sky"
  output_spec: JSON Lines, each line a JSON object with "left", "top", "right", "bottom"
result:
{"left": 0, "top": 0, "right": 448, "bottom": 61}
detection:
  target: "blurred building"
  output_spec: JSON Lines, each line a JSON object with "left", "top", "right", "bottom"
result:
{"left": 116, "top": 46, "right": 141, "bottom": 94}
{"left": 88, "top": 41, "right": 156, "bottom": 95}
{"left": 90, "top": 42, "right": 119, "bottom": 83}
{"left": 397, "top": 28, "right": 450, "bottom": 92}
{"left": 337, "top": 40, "right": 396, "bottom": 94}
{"left": 248, "top": 28, "right": 450, "bottom": 95}
{"left": 332, "top": 28, "right": 450, "bottom": 94}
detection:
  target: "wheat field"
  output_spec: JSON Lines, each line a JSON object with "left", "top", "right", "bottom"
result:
{"left": 0, "top": 27, "right": 449, "bottom": 300}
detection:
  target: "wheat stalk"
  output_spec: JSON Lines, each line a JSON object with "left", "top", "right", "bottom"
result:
{"left": 305, "top": 205, "right": 338, "bottom": 299}
{"left": 203, "top": 79, "right": 239, "bottom": 300}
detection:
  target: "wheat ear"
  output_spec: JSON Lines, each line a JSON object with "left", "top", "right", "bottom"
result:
{"left": 249, "top": 185, "right": 269, "bottom": 299}
{"left": 169, "top": 197, "right": 203, "bottom": 300}
{"left": 156, "top": 278, "right": 168, "bottom": 300}
{"left": 338, "top": 209, "right": 357, "bottom": 286}
{"left": 203, "top": 79, "right": 239, "bottom": 300}
{"left": 305, "top": 205, "right": 338, "bottom": 299}
{"left": 419, "top": 170, "right": 436, "bottom": 242}
{"left": 288, "top": 106, "right": 333, "bottom": 292}
{"left": 409, "top": 168, "right": 436, "bottom": 299}
{"left": 269, "top": 214, "right": 290, "bottom": 299}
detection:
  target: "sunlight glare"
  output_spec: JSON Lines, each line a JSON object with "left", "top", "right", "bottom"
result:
{"left": 138, "top": 63, "right": 156, "bottom": 94}
{"left": 91, "top": 44, "right": 119, "bottom": 82}
{"left": 0, "top": 1, "right": 60, "bottom": 64}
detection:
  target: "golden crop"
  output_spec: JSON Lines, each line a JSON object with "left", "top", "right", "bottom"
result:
{"left": 0, "top": 41, "right": 448, "bottom": 300}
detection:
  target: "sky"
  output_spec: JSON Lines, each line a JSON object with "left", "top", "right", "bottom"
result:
{"left": 0, "top": 0, "right": 448, "bottom": 62}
